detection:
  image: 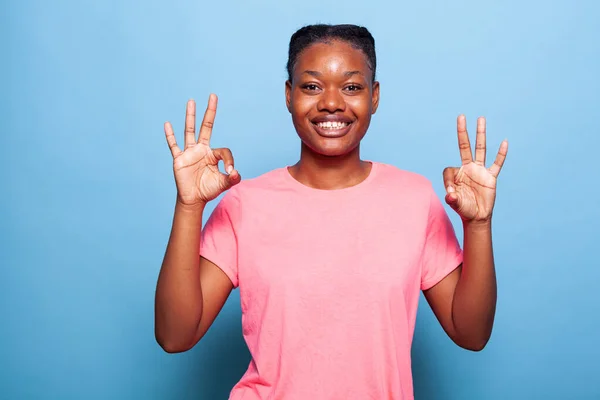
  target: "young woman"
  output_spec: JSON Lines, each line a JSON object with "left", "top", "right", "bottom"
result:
{"left": 155, "top": 24, "right": 508, "bottom": 400}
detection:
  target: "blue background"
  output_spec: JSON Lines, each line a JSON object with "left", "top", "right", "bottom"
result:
{"left": 2, "top": 0, "right": 599, "bottom": 399}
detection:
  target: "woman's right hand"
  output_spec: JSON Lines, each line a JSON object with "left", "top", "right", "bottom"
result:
{"left": 164, "top": 94, "right": 241, "bottom": 206}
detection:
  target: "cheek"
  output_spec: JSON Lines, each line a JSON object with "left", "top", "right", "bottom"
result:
{"left": 291, "top": 90, "right": 315, "bottom": 113}
{"left": 347, "top": 96, "right": 372, "bottom": 117}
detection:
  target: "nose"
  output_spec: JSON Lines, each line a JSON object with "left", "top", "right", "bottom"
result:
{"left": 317, "top": 88, "right": 346, "bottom": 113}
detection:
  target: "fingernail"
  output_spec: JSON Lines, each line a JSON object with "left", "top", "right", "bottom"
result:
{"left": 227, "top": 165, "right": 233, "bottom": 174}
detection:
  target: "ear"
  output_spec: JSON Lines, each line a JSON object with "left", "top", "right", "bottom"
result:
{"left": 371, "top": 81, "right": 380, "bottom": 114}
{"left": 285, "top": 80, "right": 292, "bottom": 113}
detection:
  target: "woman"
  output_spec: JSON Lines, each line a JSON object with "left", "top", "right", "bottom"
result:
{"left": 155, "top": 24, "right": 508, "bottom": 400}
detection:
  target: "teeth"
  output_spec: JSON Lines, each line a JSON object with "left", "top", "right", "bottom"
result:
{"left": 316, "top": 121, "right": 349, "bottom": 129}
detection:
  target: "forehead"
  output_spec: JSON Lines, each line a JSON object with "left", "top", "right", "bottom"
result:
{"left": 294, "top": 40, "right": 370, "bottom": 76}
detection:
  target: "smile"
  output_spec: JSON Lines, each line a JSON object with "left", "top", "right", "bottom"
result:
{"left": 315, "top": 121, "right": 350, "bottom": 130}
{"left": 311, "top": 120, "right": 353, "bottom": 138}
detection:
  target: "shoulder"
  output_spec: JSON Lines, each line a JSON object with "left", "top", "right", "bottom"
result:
{"left": 219, "top": 167, "right": 287, "bottom": 205}
{"left": 230, "top": 167, "right": 286, "bottom": 194}
{"left": 371, "top": 162, "right": 447, "bottom": 225}
{"left": 371, "top": 162, "right": 435, "bottom": 194}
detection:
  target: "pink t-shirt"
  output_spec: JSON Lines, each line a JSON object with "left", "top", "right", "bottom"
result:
{"left": 200, "top": 162, "right": 463, "bottom": 400}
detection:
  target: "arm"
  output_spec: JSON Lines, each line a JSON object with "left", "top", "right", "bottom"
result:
{"left": 424, "top": 221, "right": 496, "bottom": 351}
{"left": 154, "top": 201, "right": 233, "bottom": 353}
{"left": 424, "top": 115, "right": 507, "bottom": 351}
{"left": 154, "top": 95, "right": 241, "bottom": 353}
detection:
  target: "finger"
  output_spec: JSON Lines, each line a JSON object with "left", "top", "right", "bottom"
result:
{"left": 445, "top": 191, "right": 461, "bottom": 213}
{"left": 216, "top": 169, "right": 242, "bottom": 194}
{"left": 184, "top": 99, "right": 196, "bottom": 149}
{"left": 457, "top": 115, "right": 473, "bottom": 165}
{"left": 443, "top": 167, "right": 461, "bottom": 212}
{"left": 488, "top": 140, "right": 508, "bottom": 177}
{"left": 443, "top": 167, "right": 459, "bottom": 193}
{"left": 228, "top": 169, "right": 241, "bottom": 186}
{"left": 474, "top": 117, "right": 486, "bottom": 166}
{"left": 198, "top": 94, "right": 218, "bottom": 145}
{"left": 164, "top": 122, "right": 182, "bottom": 158}
{"left": 445, "top": 191, "right": 459, "bottom": 206}
{"left": 212, "top": 148, "right": 235, "bottom": 174}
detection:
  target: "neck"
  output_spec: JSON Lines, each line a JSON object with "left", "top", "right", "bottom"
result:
{"left": 289, "top": 143, "right": 371, "bottom": 190}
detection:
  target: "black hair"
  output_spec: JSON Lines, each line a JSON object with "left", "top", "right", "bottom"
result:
{"left": 286, "top": 24, "right": 377, "bottom": 83}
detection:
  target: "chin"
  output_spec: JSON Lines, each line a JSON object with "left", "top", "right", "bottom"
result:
{"left": 294, "top": 120, "right": 366, "bottom": 157}
{"left": 302, "top": 137, "right": 360, "bottom": 157}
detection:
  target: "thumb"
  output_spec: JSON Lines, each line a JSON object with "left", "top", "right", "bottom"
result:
{"left": 445, "top": 186, "right": 460, "bottom": 211}
{"left": 227, "top": 169, "right": 242, "bottom": 187}
{"left": 443, "top": 166, "right": 460, "bottom": 211}
{"left": 219, "top": 168, "right": 242, "bottom": 192}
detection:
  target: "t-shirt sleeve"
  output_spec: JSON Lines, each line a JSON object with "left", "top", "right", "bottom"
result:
{"left": 199, "top": 190, "right": 240, "bottom": 288}
{"left": 420, "top": 185, "right": 463, "bottom": 291}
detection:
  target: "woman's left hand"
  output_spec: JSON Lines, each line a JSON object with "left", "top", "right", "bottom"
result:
{"left": 443, "top": 115, "right": 508, "bottom": 224}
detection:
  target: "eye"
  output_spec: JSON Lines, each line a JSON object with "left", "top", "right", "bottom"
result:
{"left": 344, "top": 84, "right": 363, "bottom": 93}
{"left": 301, "top": 83, "right": 321, "bottom": 92}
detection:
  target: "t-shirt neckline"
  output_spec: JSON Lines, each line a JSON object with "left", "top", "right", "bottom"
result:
{"left": 282, "top": 161, "right": 379, "bottom": 194}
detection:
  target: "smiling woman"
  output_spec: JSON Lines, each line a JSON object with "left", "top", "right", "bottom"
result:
{"left": 154, "top": 24, "right": 508, "bottom": 400}
{"left": 286, "top": 26, "right": 378, "bottom": 155}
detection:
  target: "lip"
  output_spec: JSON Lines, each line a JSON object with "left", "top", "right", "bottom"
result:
{"left": 311, "top": 115, "right": 353, "bottom": 124}
{"left": 312, "top": 122, "right": 353, "bottom": 138}
{"left": 310, "top": 115, "right": 354, "bottom": 138}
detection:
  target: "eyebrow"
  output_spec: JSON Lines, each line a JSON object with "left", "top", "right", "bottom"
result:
{"left": 302, "top": 70, "right": 363, "bottom": 78}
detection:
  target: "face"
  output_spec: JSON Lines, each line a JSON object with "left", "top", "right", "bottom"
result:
{"left": 285, "top": 40, "right": 380, "bottom": 157}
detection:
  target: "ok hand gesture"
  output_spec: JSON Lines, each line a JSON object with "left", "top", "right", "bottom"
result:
{"left": 165, "top": 94, "right": 241, "bottom": 206}
{"left": 444, "top": 116, "right": 508, "bottom": 223}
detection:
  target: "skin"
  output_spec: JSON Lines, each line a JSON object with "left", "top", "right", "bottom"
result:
{"left": 426, "top": 114, "right": 508, "bottom": 351}
{"left": 155, "top": 95, "right": 238, "bottom": 352}
{"left": 285, "top": 41, "right": 379, "bottom": 189}
{"left": 154, "top": 40, "right": 508, "bottom": 353}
